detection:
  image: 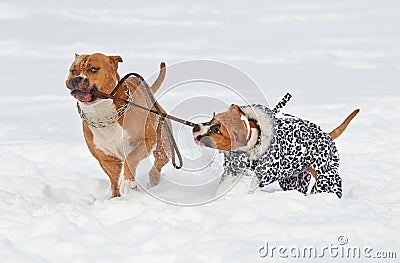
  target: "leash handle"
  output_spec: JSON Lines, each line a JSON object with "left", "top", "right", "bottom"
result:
{"left": 92, "top": 72, "right": 188, "bottom": 169}
{"left": 137, "top": 74, "right": 184, "bottom": 169}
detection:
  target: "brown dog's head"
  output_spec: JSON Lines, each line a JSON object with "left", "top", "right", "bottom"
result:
{"left": 193, "top": 104, "right": 249, "bottom": 151}
{"left": 66, "top": 53, "right": 123, "bottom": 104}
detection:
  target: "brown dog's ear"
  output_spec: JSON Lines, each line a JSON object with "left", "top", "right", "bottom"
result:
{"left": 75, "top": 53, "right": 79, "bottom": 58}
{"left": 109, "top": 56, "right": 123, "bottom": 69}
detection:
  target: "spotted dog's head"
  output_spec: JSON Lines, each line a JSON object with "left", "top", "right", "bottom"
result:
{"left": 66, "top": 53, "right": 123, "bottom": 104}
{"left": 193, "top": 104, "right": 249, "bottom": 152}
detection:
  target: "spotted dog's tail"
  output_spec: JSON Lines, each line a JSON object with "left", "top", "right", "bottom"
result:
{"left": 150, "top": 62, "right": 166, "bottom": 94}
{"left": 308, "top": 109, "right": 359, "bottom": 181}
{"left": 329, "top": 109, "right": 360, "bottom": 140}
{"left": 309, "top": 109, "right": 359, "bottom": 180}
{"left": 273, "top": 93, "right": 359, "bottom": 139}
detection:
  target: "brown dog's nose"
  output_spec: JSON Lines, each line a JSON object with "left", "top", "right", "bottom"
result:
{"left": 71, "top": 76, "right": 83, "bottom": 89}
{"left": 193, "top": 124, "right": 201, "bottom": 133}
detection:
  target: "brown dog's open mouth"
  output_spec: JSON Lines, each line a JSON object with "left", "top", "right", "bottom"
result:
{"left": 70, "top": 89, "right": 97, "bottom": 103}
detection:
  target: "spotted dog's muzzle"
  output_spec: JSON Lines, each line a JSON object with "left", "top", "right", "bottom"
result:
{"left": 193, "top": 123, "right": 217, "bottom": 148}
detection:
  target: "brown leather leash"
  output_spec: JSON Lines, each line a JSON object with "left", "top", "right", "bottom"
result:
{"left": 91, "top": 72, "right": 195, "bottom": 169}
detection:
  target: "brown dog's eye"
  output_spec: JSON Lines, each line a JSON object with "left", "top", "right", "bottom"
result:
{"left": 71, "top": 69, "right": 76, "bottom": 75}
{"left": 89, "top": 67, "right": 99, "bottom": 73}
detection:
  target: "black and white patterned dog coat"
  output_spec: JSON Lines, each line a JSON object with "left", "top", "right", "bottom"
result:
{"left": 222, "top": 99, "right": 342, "bottom": 198}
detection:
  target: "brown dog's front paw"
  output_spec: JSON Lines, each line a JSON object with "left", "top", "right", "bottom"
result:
{"left": 111, "top": 189, "right": 121, "bottom": 198}
{"left": 119, "top": 179, "right": 138, "bottom": 195}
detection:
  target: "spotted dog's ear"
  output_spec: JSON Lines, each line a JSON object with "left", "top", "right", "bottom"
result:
{"left": 228, "top": 104, "right": 243, "bottom": 115}
{"left": 231, "top": 128, "right": 247, "bottom": 149}
{"left": 109, "top": 56, "right": 123, "bottom": 69}
{"left": 75, "top": 53, "right": 80, "bottom": 58}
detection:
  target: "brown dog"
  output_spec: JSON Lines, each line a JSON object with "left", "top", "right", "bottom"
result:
{"left": 66, "top": 53, "right": 171, "bottom": 197}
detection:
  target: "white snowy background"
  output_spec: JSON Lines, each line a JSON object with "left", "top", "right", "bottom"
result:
{"left": 0, "top": 0, "right": 399, "bottom": 262}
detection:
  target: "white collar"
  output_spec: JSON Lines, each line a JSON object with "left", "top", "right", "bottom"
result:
{"left": 240, "top": 114, "right": 251, "bottom": 142}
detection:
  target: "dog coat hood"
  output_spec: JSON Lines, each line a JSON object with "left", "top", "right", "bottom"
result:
{"left": 238, "top": 93, "right": 292, "bottom": 160}
{"left": 239, "top": 104, "right": 276, "bottom": 160}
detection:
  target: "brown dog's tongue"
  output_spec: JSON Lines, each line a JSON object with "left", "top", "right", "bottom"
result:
{"left": 74, "top": 92, "right": 92, "bottom": 102}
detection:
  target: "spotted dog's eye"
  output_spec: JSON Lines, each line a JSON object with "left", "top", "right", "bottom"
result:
{"left": 89, "top": 67, "right": 99, "bottom": 73}
{"left": 71, "top": 69, "right": 76, "bottom": 75}
{"left": 213, "top": 126, "right": 222, "bottom": 135}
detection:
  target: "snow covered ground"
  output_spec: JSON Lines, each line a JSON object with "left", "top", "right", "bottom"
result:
{"left": 0, "top": 0, "right": 399, "bottom": 262}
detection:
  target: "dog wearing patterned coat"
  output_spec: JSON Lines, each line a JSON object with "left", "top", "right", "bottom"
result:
{"left": 192, "top": 94, "right": 359, "bottom": 198}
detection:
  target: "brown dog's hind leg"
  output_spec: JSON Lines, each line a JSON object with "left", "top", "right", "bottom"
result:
{"left": 149, "top": 144, "right": 169, "bottom": 187}
{"left": 148, "top": 119, "right": 171, "bottom": 187}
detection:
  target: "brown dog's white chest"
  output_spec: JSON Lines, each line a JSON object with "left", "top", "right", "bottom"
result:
{"left": 79, "top": 100, "right": 131, "bottom": 160}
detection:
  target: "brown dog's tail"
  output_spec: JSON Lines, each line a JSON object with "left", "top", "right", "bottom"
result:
{"left": 329, "top": 109, "right": 360, "bottom": 140}
{"left": 150, "top": 62, "right": 166, "bottom": 94}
